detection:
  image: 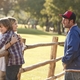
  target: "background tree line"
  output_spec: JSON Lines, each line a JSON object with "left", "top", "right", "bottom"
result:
{"left": 0, "top": 0, "right": 80, "bottom": 34}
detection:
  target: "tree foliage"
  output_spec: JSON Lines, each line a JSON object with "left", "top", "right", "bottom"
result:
{"left": 18, "top": 0, "right": 45, "bottom": 18}
{"left": 0, "top": 0, "right": 17, "bottom": 16}
{"left": 0, "top": 0, "right": 80, "bottom": 34}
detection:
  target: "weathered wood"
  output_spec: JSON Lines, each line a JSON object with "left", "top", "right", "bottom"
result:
{"left": 46, "top": 71, "right": 65, "bottom": 80}
{"left": 22, "top": 38, "right": 26, "bottom": 44}
{"left": 19, "top": 56, "right": 62, "bottom": 73}
{"left": 65, "top": 69, "right": 80, "bottom": 72}
{"left": 18, "top": 38, "right": 64, "bottom": 80}
{"left": 17, "top": 38, "right": 26, "bottom": 80}
{"left": 48, "top": 37, "right": 58, "bottom": 78}
{"left": 24, "top": 42, "right": 64, "bottom": 50}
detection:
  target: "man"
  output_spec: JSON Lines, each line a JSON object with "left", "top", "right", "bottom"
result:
{"left": 60, "top": 11, "right": 80, "bottom": 80}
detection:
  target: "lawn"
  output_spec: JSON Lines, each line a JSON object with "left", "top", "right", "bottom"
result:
{"left": 17, "top": 28, "right": 66, "bottom": 80}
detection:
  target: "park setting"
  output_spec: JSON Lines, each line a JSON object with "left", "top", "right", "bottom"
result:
{"left": 0, "top": 0, "right": 80, "bottom": 80}
{"left": 17, "top": 27, "right": 65, "bottom": 80}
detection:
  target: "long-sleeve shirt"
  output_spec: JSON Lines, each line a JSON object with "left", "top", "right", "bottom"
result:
{"left": 0, "top": 33, "right": 6, "bottom": 71}
{"left": 0, "top": 30, "right": 24, "bottom": 66}
{"left": 62, "top": 25, "right": 80, "bottom": 69}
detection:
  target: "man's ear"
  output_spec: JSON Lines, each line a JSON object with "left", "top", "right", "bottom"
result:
{"left": 70, "top": 19, "right": 73, "bottom": 23}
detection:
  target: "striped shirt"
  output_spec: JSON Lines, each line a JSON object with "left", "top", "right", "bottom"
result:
{"left": 0, "top": 30, "right": 24, "bottom": 66}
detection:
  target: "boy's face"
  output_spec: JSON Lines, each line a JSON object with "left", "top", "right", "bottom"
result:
{"left": 0, "top": 23, "right": 8, "bottom": 34}
{"left": 12, "top": 21, "right": 18, "bottom": 32}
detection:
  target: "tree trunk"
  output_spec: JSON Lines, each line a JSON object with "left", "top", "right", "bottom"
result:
{"left": 57, "top": 21, "right": 61, "bottom": 35}
{"left": 45, "top": 16, "right": 49, "bottom": 32}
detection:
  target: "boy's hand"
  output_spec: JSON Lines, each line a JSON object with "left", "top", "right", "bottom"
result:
{"left": 10, "top": 35, "right": 18, "bottom": 45}
{"left": 18, "top": 35, "right": 23, "bottom": 44}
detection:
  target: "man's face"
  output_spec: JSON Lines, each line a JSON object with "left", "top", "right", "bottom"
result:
{"left": 62, "top": 18, "right": 71, "bottom": 28}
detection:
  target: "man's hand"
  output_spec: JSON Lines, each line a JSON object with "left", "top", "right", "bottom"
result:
{"left": 62, "top": 63, "right": 67, "bottom": 70}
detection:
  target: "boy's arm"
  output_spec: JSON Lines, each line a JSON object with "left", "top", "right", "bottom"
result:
{"left": 0, "top": 36, "right": 18, "bottom": 57}
{"left": 0, "top": 31, "right": 11, "bottom": 49}
{"left": 0, "top": 50, "right": 8, "bottom": 57}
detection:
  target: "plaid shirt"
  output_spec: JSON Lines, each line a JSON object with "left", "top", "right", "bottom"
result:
{"left": 0, "top": 31, "right": 24, "bottom": 66}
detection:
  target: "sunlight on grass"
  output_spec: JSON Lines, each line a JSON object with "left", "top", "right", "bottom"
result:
{"left": 19, "top": 33, "right": 66, "bottom": 80}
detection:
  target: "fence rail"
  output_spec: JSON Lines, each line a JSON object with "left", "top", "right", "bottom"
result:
{"left": 46, "top": 71, "right": 65, "bottom": 80}
{"left": 19, "top": 56, "right": 63, "bottom": 73}
{"left": 25, "top": 42, "right": 64, "bottom": 49}
{"left": 19, "top": 37, "right": 65, "bottom": 80}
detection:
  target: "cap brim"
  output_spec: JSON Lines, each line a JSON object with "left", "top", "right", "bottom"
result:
{"left": 59, "top": 14, "right": 68, "bottom": 18}
{"left": 62, "top": 15, "right": 68, "bottom": 18}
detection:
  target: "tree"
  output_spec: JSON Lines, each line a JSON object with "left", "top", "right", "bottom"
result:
{"left": 0, "top": 0, "right": 17, "bottom": 16}
{"left": 18, "top": 0, "right": 45, "bottom": 28}
{"left": 41, "top": 0, "right": 80, "bottom": 34}
{"left": 18, "top": 0, "right": 45, "bottom": 18}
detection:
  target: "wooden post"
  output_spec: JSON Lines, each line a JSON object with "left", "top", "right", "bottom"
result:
{"left": 22, "top": 38, "right": 26, "bottom": 44}
{"left": 17, "top": 38, "right": 26, "bottom": 80}
{"left": 47, "top": 37, "right": 58, "bottom": 79}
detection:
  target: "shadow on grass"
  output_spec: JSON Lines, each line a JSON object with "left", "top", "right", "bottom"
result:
{"left": 17, "top": 28, "right": 59, "bottom": 35}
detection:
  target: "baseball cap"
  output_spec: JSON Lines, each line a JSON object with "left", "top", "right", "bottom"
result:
{"left": 60, "top": 11, "right": 76, "bottom": 20}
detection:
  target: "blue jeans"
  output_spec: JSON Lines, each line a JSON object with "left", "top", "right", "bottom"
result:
{"left": 65, "top": 71, "right": 80, "bottom": 80}
{"left": 6, "top": 65, "right": 21, "bottom": 80}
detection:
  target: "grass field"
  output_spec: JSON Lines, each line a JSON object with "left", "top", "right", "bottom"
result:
{"left": 17, "top": 27, "right": 66, "bottom": 80}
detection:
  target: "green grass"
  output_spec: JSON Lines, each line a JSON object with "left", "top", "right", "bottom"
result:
{"left": 17, "top": 28, "right": 65, "bottom": 80}
{"left": 17, "top": 28, "right": 55, "bottom": 35}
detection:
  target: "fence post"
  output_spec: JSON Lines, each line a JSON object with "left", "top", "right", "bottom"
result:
{"left": 47, "top": 37, "right": 58, "bottom": 79}
{"left": 17, "top": 38, "right": 26, "bottom": 80}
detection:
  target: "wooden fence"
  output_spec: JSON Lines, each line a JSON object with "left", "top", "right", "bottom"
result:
{"left": 19, "top": 37, "right": 65, "bottom": 80}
